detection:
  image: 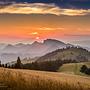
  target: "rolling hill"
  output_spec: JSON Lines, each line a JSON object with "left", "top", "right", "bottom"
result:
{"left": 0, "top": 68, "right": 90, "bottom": 90}
{"left": 37, "top": 47, "right": 90, "bottom": 62}
{"left": 58, "top": 62, "right": 90, "bottom": 76}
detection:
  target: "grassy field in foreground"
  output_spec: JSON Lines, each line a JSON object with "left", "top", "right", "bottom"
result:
{"left": 58, "top": 62, "right": 90, "bottom": 76}
{"left": 0, "top": 68, "right": 90, "bottom": 90}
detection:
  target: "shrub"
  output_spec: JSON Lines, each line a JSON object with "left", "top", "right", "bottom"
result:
{"left": 80, "top": 65, "right": 87, "bottom": 73}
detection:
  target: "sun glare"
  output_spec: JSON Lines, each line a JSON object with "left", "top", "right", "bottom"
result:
{"left": 31, "top": 32, "right": 39, "bottom": 35}
{"left": 36, "top": 37, "right": 40, "bottom": 40}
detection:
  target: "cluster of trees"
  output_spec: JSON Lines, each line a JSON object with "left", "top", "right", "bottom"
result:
{"left": 0, "top": 57, "right": 23, "bottom": 69}
{"left": 0, "top": 57, "right": 63, "bottom": 72}
{"left": 80, "top": 65, "right": 90, "bottom": 75}
{"left": 23, "top": 60, "right": 63, "bottom": 72}
{"left": 0, "top": 60, "right": 6, "bottom": 67}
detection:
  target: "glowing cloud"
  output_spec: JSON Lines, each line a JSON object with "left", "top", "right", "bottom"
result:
{"left": 30, "top": 32, "right": 39, "bottom": 35}
{"left": 61, "top": 9, "right": 90, "bottom": 16}
{"left": 0, "top": 3, "right": 60, "bottom": 15}
{"left": 38, "top": 27, "right": 64, "bottom": 31}
{"left": 0, "top": 3, "right": 90, "bottom": 16}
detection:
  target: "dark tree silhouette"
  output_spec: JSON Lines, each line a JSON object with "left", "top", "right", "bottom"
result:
{"left": 23, "top": 60, "right": 63, "bottom": 72}
{"left": 5, "top": 64, "right": 8, "bottom": 68}
{"left": 1, "top": 64, "right": 4, "bottom": 67}
{"left": 80, "top": 65, "right": 90, "bottom": 75}
{"left": 85, "top": 68, "right": 90, "bottom": 75}
{"left": 15, "top": 57, "right": 22, "bottom": 69}
{"left": 0, "top": 61, "right": 1, "bottom": 67}
{"left": 80, "top": 65, "right": 88, "bottom": 73}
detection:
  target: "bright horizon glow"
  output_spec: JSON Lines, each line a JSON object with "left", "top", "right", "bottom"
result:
{"left": 0, "top": 2, "right": 90, "bottom": 44}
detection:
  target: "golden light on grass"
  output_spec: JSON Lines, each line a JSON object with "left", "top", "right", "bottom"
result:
{"left": 0, "top": 68, "right": 90, "bottom": 90}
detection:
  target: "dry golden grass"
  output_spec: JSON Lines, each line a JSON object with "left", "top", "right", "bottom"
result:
{"left": 0, "top": 68, "right": 90, "bottom": 90}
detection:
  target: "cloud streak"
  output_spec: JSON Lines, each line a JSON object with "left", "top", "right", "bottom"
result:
{"left": 65, "top": 34, "right": 90, "bottom": 37}
{"left": 38, "top": 27, "right": 64, "bottom": 31}
{"left": 0, "top": 3, "right": 90, "bottom": 16}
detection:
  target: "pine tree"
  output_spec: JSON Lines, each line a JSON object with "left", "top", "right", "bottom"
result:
{"left": 15, "top": 57, "right": 22, "bottom": 69}
{"left": 5, "top": 64, "right": 8, "bottom": 68}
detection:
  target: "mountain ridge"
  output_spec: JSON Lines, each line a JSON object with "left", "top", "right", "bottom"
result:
{"left": 0, "top": 39, "right": 70, "bottom": 63}
{"left": 37, "top": 47, "right": 90, "bottom": 62}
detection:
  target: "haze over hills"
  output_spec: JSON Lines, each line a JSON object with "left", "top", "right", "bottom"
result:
{"left": 0, "top": 39, "right": 71, "bottom": 63}
{"left": 71, "top": 40, "right": 90, "bottom": 51}
{"left": 37, "top": 47, "right": 90, "bottom": 62}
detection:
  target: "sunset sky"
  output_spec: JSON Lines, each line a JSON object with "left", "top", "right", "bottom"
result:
{"left": 0, "top": 0, "right": 90, "bottom": 44}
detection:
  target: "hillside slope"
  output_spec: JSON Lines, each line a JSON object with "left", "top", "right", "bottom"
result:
{"left": 37, "top": 47, "right": 90, "bottom": 62}
{"left": 0, "top": 68, "right": 90, "bottom": 90}
{"left": 58, "top": 62, "right": 90, "bottom": 76}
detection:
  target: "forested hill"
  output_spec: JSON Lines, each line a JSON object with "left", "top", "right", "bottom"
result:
{"left": 37, "top": 47, "right": 90, "bottom": 62}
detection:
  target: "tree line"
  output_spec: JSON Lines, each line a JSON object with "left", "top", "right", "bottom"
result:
{"left": 0, "top": 57, "right": 63, "bottom": 72}
{"left": 0, "top": 57, "right": 22, "bottom": 69}
{"left": 0, "top": 56, "right": 90, "bottom": 74}
{"left": 23, "top": 60, "right": 63, "bottom": 72}
{"left": 1, "top": 57, "right": 77, "bottom": 72}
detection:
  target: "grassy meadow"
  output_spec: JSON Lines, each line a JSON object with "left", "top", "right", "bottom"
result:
{"left": 0, "top": 68, "right": 90, "bottom": 90}
{"left": 58, "top": 62, "right": 90, "bottom": 76}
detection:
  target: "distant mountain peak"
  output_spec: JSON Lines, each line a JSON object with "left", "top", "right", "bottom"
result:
{"left": 15, "top": 43, "right": 25, "bottom": 47}
{"left": 7, "top": 44, "right": 13, "bottom": 47}
{"left": 32, "top": 41, "right": 42, "bottom": 45}
{"left": 44, "top": 39, "right": 65, "bottom": 45}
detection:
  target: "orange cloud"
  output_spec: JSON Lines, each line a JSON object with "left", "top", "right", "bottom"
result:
{"left": 38, "top": 27, "right": 64, "bottom": 31}
{"left": 30, "top": 32, "right": 39, "bottom": 35}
